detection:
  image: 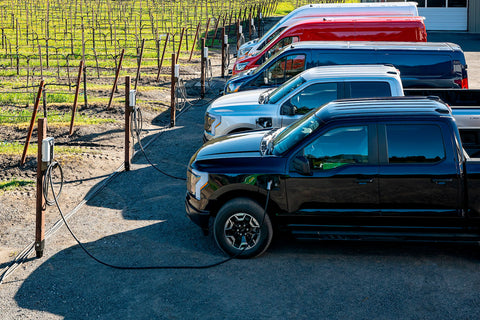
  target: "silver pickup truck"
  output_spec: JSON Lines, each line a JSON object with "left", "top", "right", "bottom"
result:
{"left": 204, "top": 65, "right": 404, "bottom": 141}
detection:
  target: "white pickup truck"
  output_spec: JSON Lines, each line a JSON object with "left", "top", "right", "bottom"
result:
{"left": 204, "top": 65, "right": 404, "bottom": 141}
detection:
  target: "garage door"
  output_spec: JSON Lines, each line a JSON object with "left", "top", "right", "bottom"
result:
{"left": 386, "top": 0, "right": 468, "bottom": 31}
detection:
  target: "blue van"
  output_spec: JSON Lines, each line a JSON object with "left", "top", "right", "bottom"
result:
{"left": 225, "top": 41, "right": 469, "bottom": 94}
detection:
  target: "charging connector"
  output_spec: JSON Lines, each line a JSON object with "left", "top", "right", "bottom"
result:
{"left": 42, "top": 137, "right": 54, "bottom": 170}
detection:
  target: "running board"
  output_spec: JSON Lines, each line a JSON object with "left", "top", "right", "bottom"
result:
{"left": 288, "top": 225, "right": 480, "bottom": 243}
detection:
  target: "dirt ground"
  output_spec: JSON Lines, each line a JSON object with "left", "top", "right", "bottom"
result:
{"left": 0, "top": 30, "right": 480, "bottom": 319}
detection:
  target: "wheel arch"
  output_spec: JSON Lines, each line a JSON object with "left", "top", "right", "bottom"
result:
{"left": 208, "top": 190, "right": 280, "bottom": 224}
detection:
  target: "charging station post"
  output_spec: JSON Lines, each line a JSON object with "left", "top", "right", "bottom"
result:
{"left": 35, "top": 118, "right": 47, "bottom": 258}
{"left": 125, "top": 76, "right": 133, "bottom": 171}
{"left": 170, "top": 53, "right": 176, "bottom": 127}
{"left": 221, "top": 28, "right": 226, "bottom": 78}
{"left": 200, "top": 38, "right": 206, "bottom": 99}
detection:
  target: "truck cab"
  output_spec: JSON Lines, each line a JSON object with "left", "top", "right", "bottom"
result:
{"left": 206, "top": 64, "right": 403, "bottom": 141}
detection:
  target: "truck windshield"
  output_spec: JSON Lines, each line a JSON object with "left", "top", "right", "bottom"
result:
{"left": 268, "top": 75, "right": 306, "bottom": 104}
{"left": 272, "top": 110, "right": 322, "bottom": 155}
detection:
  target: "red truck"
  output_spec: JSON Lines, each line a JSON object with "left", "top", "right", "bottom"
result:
{"left": 232, "top": 16, "right": 427, "bottom": 75}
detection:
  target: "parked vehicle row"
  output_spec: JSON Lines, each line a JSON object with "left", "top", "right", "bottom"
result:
{"left": 185, "top": 2, "right": 480, "bottom": 258}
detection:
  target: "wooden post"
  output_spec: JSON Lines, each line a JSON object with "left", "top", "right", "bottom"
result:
{"left": 106, "top": 49, "right": 124, "bottom": 110}
{"left": 21, "top": 80, "right": 44, "bottom": 166}
{"left": 189, "top": 23, "right": 200, "bottom": 62}
{"left": 221, "top": 28, "right": 226, "bottom": 78}
{"left": 170, "top": 53, "right": 176, "bottom": 127}
{"left": 125, "top": 76, "right": 132, "bottom": 171}
{"left": 176, "top": 28, "right": 185, "bottom": 64}
{"left": 69, "top": 60, "right": 84, "bottom": 135}
{"left": 134, "top": 39, "right": 145, "bottom": 91}
{"left": 200, "top": 38, "right": 205, "bottom": 99}
{"left": 156, "top": 33, "right": 169, "bottom": 82}
{"left": 35, "top": 117, "right": 47, "bottom": 258}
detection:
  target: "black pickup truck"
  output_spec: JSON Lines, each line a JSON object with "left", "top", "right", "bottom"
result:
{"left": 186, "top": 97, "right": 480, "bottom": 258}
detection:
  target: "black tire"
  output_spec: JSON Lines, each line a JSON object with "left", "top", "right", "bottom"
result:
{"left": 213, "top": 197, "right": 273, "bottom": 258}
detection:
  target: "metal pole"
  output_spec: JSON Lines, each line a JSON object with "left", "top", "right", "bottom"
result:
{"left": 125, "top": 76, "right": 132, "bottom": 171}
{"left": 21, "top": 80, "right": 44, "bottom": 166}
{"left": 69, "top": 60, "right": 84, "bottom": 134}
{"left": 106, "top": 49, "right": 124, "bottom": 110}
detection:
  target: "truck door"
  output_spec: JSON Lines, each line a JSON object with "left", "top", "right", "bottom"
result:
{"left": 377, "top": 123, "right": 460, "bottom": 216}
{"left": 286, "top": 124, "right": 380, "bottom": 216}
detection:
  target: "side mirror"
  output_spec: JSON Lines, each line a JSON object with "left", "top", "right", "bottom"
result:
{"left": 293, "top": 155, "right": 312, "bottom": 176}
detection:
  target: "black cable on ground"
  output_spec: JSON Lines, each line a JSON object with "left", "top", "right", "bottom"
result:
{"left": 48, "top": 163, "right": 272, "bottom": 270}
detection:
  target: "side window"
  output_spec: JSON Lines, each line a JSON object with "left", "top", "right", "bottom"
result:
{"left": 267, "top": 54, "right": 306, "bottom": 85}
{"left": 266, "top": 36, "right": 300, "bottom": 59}
{"left": 303, "top": 126, "right": 369, "bottom": 170}
{"left": 386, "top": 124, "right": 445, "bottom": 163}
{"left": 281, "top": 82, "right": 338, "bottom": 116}
{"left": 347, "top": 82, "right": 392, "bottom": 98}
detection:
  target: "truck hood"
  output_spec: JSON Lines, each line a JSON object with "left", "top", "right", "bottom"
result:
{"left": 207, "top": 89, "right": 269, "bottom": 114}
{"left": 194, "top": 130, "right": 268, "bottom": 161}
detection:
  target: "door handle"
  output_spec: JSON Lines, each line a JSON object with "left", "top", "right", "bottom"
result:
{"left": 356, "top": 178, "right": 374, "bottom": 185}
{"left": 432, "top": 178, "right": 453, "bottom": 185}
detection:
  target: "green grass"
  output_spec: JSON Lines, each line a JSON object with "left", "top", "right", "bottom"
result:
{"left": 0, "top": 108, "right": 117, "bottom": 125}
{"left": 0, "top": 141, "right": 89, "bottom": 156}
{"left": 0, "top": 178, "right": 35, "bottom": 192}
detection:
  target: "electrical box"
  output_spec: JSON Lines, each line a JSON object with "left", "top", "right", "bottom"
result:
{"left": 129, "top": 90, "right": 136, "bottom": 107}
{"left": 42, "top": 137, "right": 54, "bottom": 164}
{"left": 174, "top": 64, "right": 180, "bottom": 78}
{"left": 203, "top": 47, "right": 208, "bottom": 58}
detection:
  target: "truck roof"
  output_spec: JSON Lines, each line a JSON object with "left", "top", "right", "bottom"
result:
{"left": 300, "top": 65, "right": 400, "bottom": 81}
{"left": 317, "top": 97, "right": 452, "bottom": 122}
{"left": 286, "top": 41, "right": 462, "bottom": 52}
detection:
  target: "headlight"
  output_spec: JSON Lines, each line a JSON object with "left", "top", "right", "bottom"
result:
{"left": 187, "top": 168, "right": 208, "bottom": 200}
{"left": 227, "top": 82, "right": 243, "bottom": 93}
{"left": 235, "top": 62, "right": 249, "bottom": 71}
{"left": 204, "top": 112, "right": 221, "bottom": 135}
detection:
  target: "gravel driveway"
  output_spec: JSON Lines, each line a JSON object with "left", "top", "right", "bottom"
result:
{"left": 1, "top": 32, "right": 480, "bottom": 320}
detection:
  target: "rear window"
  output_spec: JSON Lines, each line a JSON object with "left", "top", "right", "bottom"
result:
{"left": 386, "top": 124, "right": 445, "bottom": 164}
{"left": 347, "top": 82, "right": 392, "bottom": 98}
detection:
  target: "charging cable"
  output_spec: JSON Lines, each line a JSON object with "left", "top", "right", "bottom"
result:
{"left": 46, "top": 160, "right": 273, "bottom": 268}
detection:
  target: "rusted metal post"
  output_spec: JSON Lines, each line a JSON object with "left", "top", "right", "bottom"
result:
{"left": 106, "top": 49, "right": 124, "bottom": 110}
{"left": 221, "top": 28, "right": 226, "bottom": 78}
{"left": 189, "top": 23, "right": 200, "bottom": 62}
{"left": 35, "top": 118, "right": 47, "bottom": 258}
{"left": 156, "top": 33, "right": 169, "bottom": 82}
{"left": 69, "top": 60, "right": 84, "bottom": 134}
{"left": 200, "top": 38, "right": 205, "bottom": 99}
{"left": 211, "top": 15, "right": 221, "bottom": 47}
{"left": 204, "top": 18, "right": 211, "bottom": 48}
{"left": 21, "top": 80, "right": 44, "bottom": 166}
{"left": 125, "top": 76, "right": 132, "bottom": 171}
{"left": 135, "top": 39, "right": 145, "bottom": 90}
{"left": 170, "top": 53, "right": 176, "bottom": 127}
{"left": 176, "top": 28, "right": 185, "bottom": 64}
